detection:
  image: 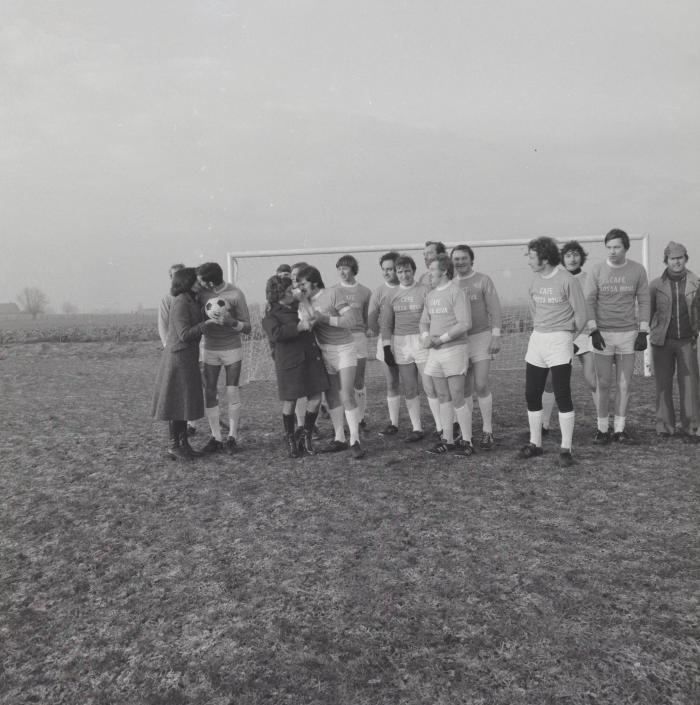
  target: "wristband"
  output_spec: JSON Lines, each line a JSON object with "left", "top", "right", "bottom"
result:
{"left": 492, "top": 328, "right": 501, "bottom": 337}
{"left": 639, "top": 322, "right": 650, "bottom": 333}
{"left": 330, "top": 316, "right": 339, "bottom": 327}
{"left": 420, "top": 331, "right": 430, "bottom": 339}
{"left": 439, "top": 332, "right": 450, "bottom": 344}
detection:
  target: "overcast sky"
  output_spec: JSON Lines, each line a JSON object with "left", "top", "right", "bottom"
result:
{"left": 1, "top": 0, "right": 699, "bottom": 311}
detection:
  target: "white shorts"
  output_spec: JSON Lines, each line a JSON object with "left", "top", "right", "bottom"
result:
{"left": 525, "top": 330, "right": 573, "bottom": 368}
{"left": 595, "top": 330, "right": 637, "bottom": 356}
{"left": 467, "top": 330, "right": 492, "bottom": 364}
{"left": 393, "top": 334, "right": 429, "bottom": 366}
{"left": 424, "top": 344, "right": 469, "bottom": 378}
{"left": 352, "top": 331, "right": 368, "bottom": 359}
{"left": 319, "top": 341, "right": 357, "bottom": 374}
{"left": 203, "top": 347, "right": 243, "bottom": 366}
{"left": 573, "top": 332, "right": 591, "bottom": 355}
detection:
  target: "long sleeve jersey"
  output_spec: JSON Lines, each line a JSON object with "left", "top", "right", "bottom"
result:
{"left": 379, "top": 283, "right": 428, "bottom": 339}
{"left": 585, "top": 259, "right": 650, "bottom": 332}
{"left": 198, "top": 283, "right": 251, "bottom": 351}
{"left": 309, "top": 288, "right": 354, "bottom": 345}
{"left": 331, "top": 281, "right": 372, "bottom": 333}
{"left": 367, "top": 282, "right": 399, "bottom": 337}
{"left": 454, "top": 271, "right": 502, "bottom": 335}
{"left": 529, "top": 266, "right": 586, "bottom": 334}
{"left": 419, "top": 281, "right": 471, "bottom": 348}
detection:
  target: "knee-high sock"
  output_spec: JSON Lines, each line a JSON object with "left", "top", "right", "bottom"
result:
{"left": 206, "top": 406, "right": 222, "bottom": 441}
{"left": 440, "top": 403, "right": 454, "bottom": 443}
{"left": 295, "top": 397, "right": 307, "bottom": 428}
{"left": 528, "top": 410, "right": 543, "bottom": 447}
{"left": 428, "top": 397, "right": 442, "bottom": 432}
{"left": 354, "top": 387, "right": 367, "bottom": 421}
{"left": 613, "top": 415, "right": 626, "bottom": 433}
{"left": 226, "top": 386, "right": 241, "bottom": 438}
{"left": 329, "top": 406, "right": 346, "bottom": 442}
{"left": 541, "top": 391, "right": 555, "bottom": 429}
{"left": 345, "top": 406, "right": 360, "bottom": 446}
{"left": 405, "top": 396, "right": 422, "bottom": 432}
{"left": 477, "top": 393, "right": 492, "bottom": 433}
{"left": 454, "top": 403, "right": 472, "bottom": 444}
{"left": 387, "top": 395, "right": 400, "bottom": 426}
{"left": 559, "top": 410, "right": 575, "bottom": 450}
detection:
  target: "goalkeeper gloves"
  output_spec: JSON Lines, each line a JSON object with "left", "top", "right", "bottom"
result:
{"left": 383, "top": 345, "right": 397, "bottom": 367}
{"left": 634, "top": 331, "right": 648, "bottom": 351}
{"left": 590, "top": 330, "right": 606, "bottom": 351}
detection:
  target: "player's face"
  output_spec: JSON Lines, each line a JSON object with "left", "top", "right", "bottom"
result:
{"left": 396, "top": 265, "right": 415, "bottom": 287}
{"left": 606, "top": 238, "right": 627, "bottom": 264}
{"left": 196, "top": 275, "right": 213, "bottom": 291}
{"left": 527, "top": 249, "right": 546, "bottom": 273}
{"left": 452, "top": 250, "right": 473, "bottom": 276}
{"left": 667, "top": 254, "right": 687, "bottom": 274}
{"left": 563, "top": 250, "right": 582, "bottom": 272}
{"left": 296, "top": 277, "right": 315, "bottom": 298}
{"left": 380, "top": 260, "right": 398, "bottom": 284}
{"left": 337, "top": 265, "right": 355, "bottom": 283}
{"left": 423, "top": 244, "right": 438, "bottom": 267}
{"left": 429, "top": 260, "right": 445, "bottom": 287}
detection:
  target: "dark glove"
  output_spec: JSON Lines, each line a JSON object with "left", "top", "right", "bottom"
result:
{"left": 383, "top": 345, "right": 397, "bottom": 367}
{"left": 634, "top": 331, "right": 648, "bottom": 351}
{"left": 590, "top": 330, "right": 606, "bottom": 351}
{"left": 573, "top": 343, "right": 579, "bottom": 355}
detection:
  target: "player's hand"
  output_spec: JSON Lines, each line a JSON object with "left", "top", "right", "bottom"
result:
{"left": 297, "top": 320, "right": 311, "bottom": 332}
{"left": 634, "top": 332, "right": 648, "bottom": 351}
{"left": 204, "top": 318, "right": 223, "bottom": 327}
{"left": 590, "top": 330, "right": 606, "bottom": 351}
{"left": 488, "top": 335, "right": 501, "bottom": 355}
{"left": 383, "top": 345, "right": 397, "bottom": 367}
{"left": 421, "top": 336, "right": 432, "bottom": 349}
{"left": 430, "top": 335, "right": 443, "bottom": 347}
{"left": 573, "top": 343, "right": 579, "bottom": 355}
{"left": 315, "top": 312, "right": 329, "bottom": 324}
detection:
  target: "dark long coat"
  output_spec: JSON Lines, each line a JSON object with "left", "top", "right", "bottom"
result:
{"left": 151, "top": 292, "right": 207, "bottom": 421}
{"left": 262, "top": 302, "right": 329, "bottom": 401}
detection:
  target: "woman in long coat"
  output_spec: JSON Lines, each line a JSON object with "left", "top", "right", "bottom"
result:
{"left": 262, "top": 275, "right": 329, "bottom": 457}
{"left": 152, "top": 267, "right": 219, "bottom": 459}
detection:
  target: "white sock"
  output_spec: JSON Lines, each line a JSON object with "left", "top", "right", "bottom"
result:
{"left": 355, "top": 387, "right": 367, "bottom": 421}
{"left": 614, "top": 415, "right": 626, "bottom": 433}
{"left": 345, "top": 406, "right": 360, "bottom": 446}
{"left": 559, "top": 410, "right": 575, "bottom": 450}
{"left": 440, "top": 403, "right": 454, "bottom": 443}
{"left": 478, "top": 393, "right": 492, "bottom": 433}
{"left": 329, "top": 406, "right": 346, "bottom": 442}
{"left": 205, "top": 406, "right": 222, "bottom": 442}
{"left": 428, "top": 396, "right": 442, "bottom": 432}
{"left": 226, "top": 385, "right": 241, "bottom": 438}
{"left": 387, "top": 395, "right": 401, "bottom": 427}
{"left": 295, "top": 397, "right": 307, "bottom": 428}
{"left": 597, "top": 416, "right": 610, "bottom": 433}
{"left": 454, "top": 403, "right": 472, "bottom": 444}
{"left": 541, "top": 391, "right": 555, "bottom": 429}
{"left": 528, "top": 410, "right": 543, "bottom": 447}
{"left": 405, "top": 396, "right": 422, "bottom": 432}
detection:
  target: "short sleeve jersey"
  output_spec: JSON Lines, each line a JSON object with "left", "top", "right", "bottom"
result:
{"left": 367, "top": 282, "right": 399, "bottom": 335}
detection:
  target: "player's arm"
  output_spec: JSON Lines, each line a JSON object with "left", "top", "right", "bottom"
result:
{"left": 314, "top": 291, "right": 355, "bottom": 327}
{"left": 568, "top": 277, "right": 587, "bottom": 338}
{"left": 227, "top": 290, "right": 252, "bottom": 334}
{"left": 635, "top": 266, "right": 651, "bottom": 334}
{"left": 366, "top": 287, "right": 381, "bottom": 335}
{"left": 484, "top": 277, "right": 502, "bottom": 353}
{"left": 261, "top": 312, "right": 301, "bottom": 343}
{"left": 419, "top": 303, "right": 432, "bottom": 348}
{"left": 157, "top": 296, "right": 169, "bottom": 347}
{"left": 432, "top": 290, "right": 470, "bottom": 347}
{"left": 171, "top": 296, "right": 212, "bottom": 343}
{"left": 378, "top": 300, "right": 396, "bottom": 344}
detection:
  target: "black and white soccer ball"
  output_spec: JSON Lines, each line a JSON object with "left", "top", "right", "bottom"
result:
{"left": 204, "top": 298, "right": 228, "bottom": 319}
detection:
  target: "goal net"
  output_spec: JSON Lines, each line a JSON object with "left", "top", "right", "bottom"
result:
{"left": 227, "top": 235, "right": 651, "bottom": 383}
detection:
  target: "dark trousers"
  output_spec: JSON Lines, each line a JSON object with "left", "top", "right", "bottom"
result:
{"left": 652, "top": 339, "right": 699, "bottom": 434}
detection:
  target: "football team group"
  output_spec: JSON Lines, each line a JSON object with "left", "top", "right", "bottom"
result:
{"left": 152, "top": 229, "right": 700, "bottom": 465}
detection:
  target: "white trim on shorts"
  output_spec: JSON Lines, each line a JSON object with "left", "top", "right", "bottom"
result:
{"left": 203, "top": 347, "right": 243, "bottom": 366}
{"left": 595, "top": 329, "right": 637, "bottom": 356}
{"left": 424, "top": 344, "right": 468, "bottom": 378}
{"left": 319, "top": 341, "right": 357, "bottom": 374}
{"left": 352, "top": 331, "right": 368, "bottom": 359}
{"left": 393, "top": 333, "right": 429, "bottom": 366}
{"left": 525, "top": 330, "right": 573, "bottom": 368}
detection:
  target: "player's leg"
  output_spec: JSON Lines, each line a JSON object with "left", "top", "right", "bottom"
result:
{"left": 421, "top": 370, "right": 443, "bottom": 439}
{"left": 338, "top": 363, "right": 364, "bottom": 457}
{"left": 448, "top": 371, "right": 473, "bottom": 452}
{"left": 223, "top": 358, "right": 243, "bottom": 452}
{"left": 202, "top": 362, "right": 224, "bottom": 452}
{"left": 541, "top": 377, "right": 555, "bottom": 433}
{"left": 612, "top": 352, "right": 636, "bottom": 440}
{"left": 472, "top": 358, "right": 495, "bottom": 448}
{"left": 593, "top": 352, "right": 614, "bottom": 442}
{"left": 578, "top": 351, "right": 599, "bottom": 415}
{"left": 550, "top": 361, "right": 575, "bottom": 466}
{"left": 353, "top": 356, "right": 367, "bottom": 425}
{"left": 377, "top": 340, "right": 401, "bottom": 434}
{"left": 521, "top": 362, "right": 548, "bottom": 455}
{"left": 399, "top": 362, "right": 423, "bottom": 441}
{"left": 323, "top": 372, "right": 347, "bottom": 449}
{"left": 677, "top": 340, "right": 700, "bottom": 439}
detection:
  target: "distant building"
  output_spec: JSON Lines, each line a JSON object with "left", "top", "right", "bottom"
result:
{"left": 0, "top": 302, "right": 21, "bottom": 315}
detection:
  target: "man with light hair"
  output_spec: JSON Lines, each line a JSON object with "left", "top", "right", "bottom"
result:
{"left": 418, "top": 240, "right": 446, "bottom": 290}
{"left": 585, "top": 229, "right": 650, "bottom": 444}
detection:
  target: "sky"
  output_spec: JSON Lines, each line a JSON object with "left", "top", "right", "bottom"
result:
{"left": 1, "top": 0, "right": 699, "bottom": 311}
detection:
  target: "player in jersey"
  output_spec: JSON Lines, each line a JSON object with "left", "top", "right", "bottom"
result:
{"left": 451, "top": 245, "right": 502, "bottom": 450}
{"left": 520, "top": 237, "right": 587, "bottom": 467}
{"left": 540, "top": 241, "right": 599, "bottom": 434}
{"left": 295, "top": 265, "right": 365, "bottom": 459}
{"left": 379, "top": 255, "right": 433, "bottom": 442}
{"left": 367, "top": 251, "right": 402, "bottom": 434}
{"left": 585, "top": 229, "right": 650, "bottom": 444}
{"left": 419, "top": 253, "right": 475, "bottom": 456}
{"left": 195, "top": 262, "right": 251, "bottom": 454}
{"left": 332, "top": 255, "right": 372, "bottom": 429}
{"left": 418, "top": 241, "right": 446, "bottom": 289}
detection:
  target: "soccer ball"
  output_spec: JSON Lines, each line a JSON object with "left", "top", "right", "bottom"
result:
{"left": 204, "top": 297, "right": 228, "bottom": 319}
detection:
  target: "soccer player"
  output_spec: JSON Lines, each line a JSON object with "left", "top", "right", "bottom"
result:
{"left": 649, "top": 241, "right": 699, "bottom": 441}
{"left": 332, "top": 255, "right": 372, "bottom": 428}
{"left": 418, "top": 241, "right": 446, "bottom": 289}
{"left": 379, "top": 255, "right": 432, "bottom": 442}
{"left": 451, "top": 244, "right": 502, "bottom": 450}
{"left": 296, "top": 265, "right": 366, "bottom": 459}
{"left": 585, "top": 229, "right": 651, "bottom": 444}
{"left": 520, "top": 237, "right": 587, "bottom": 467}
{"left": 540, "top": 241, "right": 599, "bottom": 432}
{"left": 196, "top": 262, "right": 251, "bottom": 454}
{"left": 367, "top": 251, "right": 402, "bottom": 434}
{"left": 420, "top": 253, "right": 475, "bottom": 456}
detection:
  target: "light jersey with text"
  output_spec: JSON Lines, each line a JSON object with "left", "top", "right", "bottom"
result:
{"left": 419, "top": 281, "right": 471, "bottom": 348}
{"left": 331, "top": 281, "right": 372, "bottom": 333}
{"left": 379, "top": 283, "right": 429, "bottom": 339}
{"left": 454, "top": 271, "right": 502, "bottom": 335}
{"left": 367, "top": 282, "right": 399, "bottom": 338}
{"left": 309, "top": 288, "right": 355, "bottom": 346}
{"left": 198, "top": 283, "right": 250, "bottom": 351}
{"left": 528, "top": 266, "right": 586, "bottom": 334}
{"left": 584, "top": 259, "right": 650, "bottom": 331}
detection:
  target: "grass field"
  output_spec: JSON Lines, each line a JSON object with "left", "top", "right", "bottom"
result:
{"left": 1, "top": 341, "right": 698, "bottom": 704}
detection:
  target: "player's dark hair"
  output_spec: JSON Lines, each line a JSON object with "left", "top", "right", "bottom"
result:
{"left": 379, "top": 251, "right": 400, "bottom": 266}
{"left": 560, "top": 240, "right": 588, "bottom": 266}
{"left": 169, "top": 263, "right": 185, "bottom": 278}
{"left": 450, "top": 244, "right": 475, "bottom": 261}
{"left": 296, "top": 265, "right": 324, "bottom": 290}
{"left": 276, "top": 263, "right": 291, "bottom": 275}
{"left": 425, "top": 240, "right": 446, "bottom": 255}
{"left": 433, "top": 252, "right": 454, "bottom": 279}
{"left": 265, "top": 275, "right": 292, "bottom": 307}
{"left": 395, "top": 255, "right": 417, "bottom": 273}
{"left": 336, "top": 254, "right": 359, "bottom": 275}
{"left": 528, "top": 237, "right": 561, "bottom": 266}
{"left": 170, "top": 267, "right": 197, "bottom": 297}
{"left": 291, "top": 261, "right": 309, "bottom": 272}
{"left": 604, "top": 228, "right": 630, "bottom": 250}
{"left": 196, "top": 262, "right": 224, "bottom": 286}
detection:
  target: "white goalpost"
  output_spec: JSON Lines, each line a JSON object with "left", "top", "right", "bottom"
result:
{"left": 226, "top": 234, "right": 652, "bottom": 383}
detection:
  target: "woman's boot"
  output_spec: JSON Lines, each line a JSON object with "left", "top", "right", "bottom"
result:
{"left": 283, "top": 414, "right": 300, "bottom": 458}
{"left": 301, "top": 410, "right": 319, "bottom": 455}
{"left": 180, "top": 421, "right": 204, "bottom": 458}
{"left": 168, "top": 421, "right": 191, "bottom": 461}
